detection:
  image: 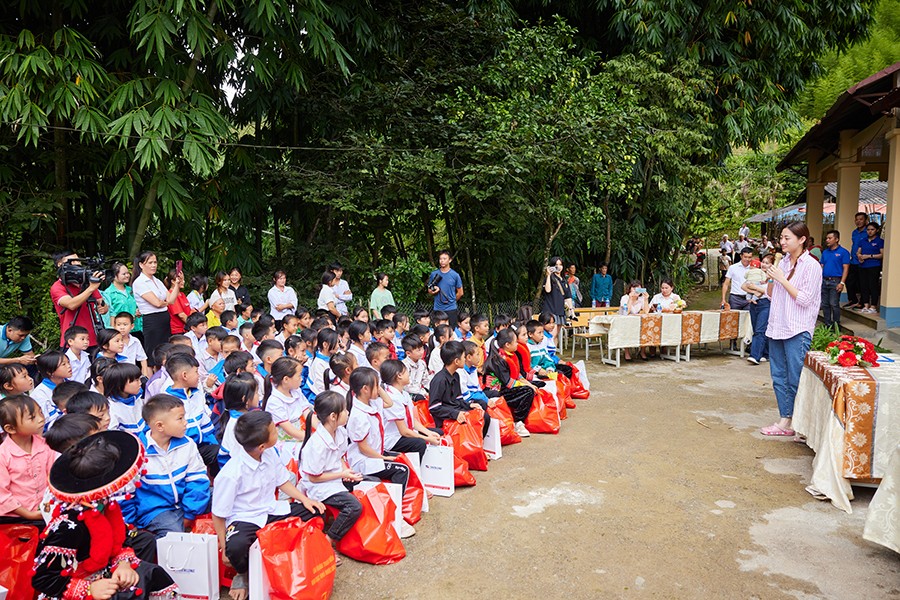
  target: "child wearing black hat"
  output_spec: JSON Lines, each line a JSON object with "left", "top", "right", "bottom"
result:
{"left": 32, "top": 431, "right": 177, "bottom": 600}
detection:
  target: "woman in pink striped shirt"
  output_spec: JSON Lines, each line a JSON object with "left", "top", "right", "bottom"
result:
{"left": 760, "top": 222, "right": 822, "bottom": 437}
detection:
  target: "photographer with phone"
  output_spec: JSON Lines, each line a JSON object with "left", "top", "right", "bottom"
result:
{"left": 542, "top": 257, "right": 568, "bottom": 346}
{"left": 427, "top": 250, "right": 464, "bottom": 328}
{"left": 50, "top": 250, "right": 109, "bottom": 347}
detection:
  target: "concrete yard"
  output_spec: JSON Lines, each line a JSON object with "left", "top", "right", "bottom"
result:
{"left": 333, "top": 353, "right": 900, "bottom": 599}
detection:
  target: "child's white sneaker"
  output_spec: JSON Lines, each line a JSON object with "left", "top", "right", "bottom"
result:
{"left": 514, "top": 421, "right": 531, "bottom": 438}
{"left": 400, "top": 521, "right": 416, "bottom": 539}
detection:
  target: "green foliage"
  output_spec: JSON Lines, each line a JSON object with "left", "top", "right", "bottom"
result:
{"left": 378, "top": 256, "right": 436, "bottom": 306}
{"left": 812, "top": 324, "right": 842, "bottom": 352}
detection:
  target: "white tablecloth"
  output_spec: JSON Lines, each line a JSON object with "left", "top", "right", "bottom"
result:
{"left": 589, "top": 310, "right": 751, "bottom": 350}
{"left": 864, "top": 442, "right": 900, "bottom": 554}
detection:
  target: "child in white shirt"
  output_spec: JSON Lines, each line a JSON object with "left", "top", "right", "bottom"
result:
{"left": 63, "top": 325, "right": 91, "bottom": 384}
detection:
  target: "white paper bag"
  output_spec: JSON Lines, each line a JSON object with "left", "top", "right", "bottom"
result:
{"left": 402, "top": 452, "right": 428, "bottom": 513}
{"left": 355, "top": 480, "right": 403, "bottom": 536}
{"left": 157, "top": 532, "right": 219, "bottom": 600}
{"left": 482, "top": 417, "right": 502, "bottom": 460}
{"left": 249, "top": 540, "right": 270, "bottom": 600}
{"left": 0, "top": 584, "right": 8, "bottom": 600}
{"left": 572, "top": 360, "right": 590, "bottom": 390}
{"left": 421, "top": 444, "right": 454, "bottom": 497}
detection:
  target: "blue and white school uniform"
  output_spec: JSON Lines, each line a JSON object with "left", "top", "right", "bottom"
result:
{"left": 108, "top": 393, "right": 146, "bottom": 435}
{"left": 197, "top": 349, "right": 221, "bottom": 383}
{"left": 382, "top": 384, "right": 416, "bottom": 451}
{"left": 458, "top": 365, "right": 488, "bottom": 404}
{"left": 300, "top": 350, "right": 315, "bottom": 402}
{"left": 122, "top": 433, "right": 210, "bottom": 528}
{"left": 542, "top": 330, "right": 560, "bottom": 365}
{"left": 307, "top": 352, "right": 331, "bottom": 398}
{"left": 31, "top": 379, "right": 63, "bottom": 432}
{"left": 300, "top": 426, "right": 351, "bottom": 502}
{"left": 393, "top": 333, "right": 406, "bottom": 361}
{"left": 166, "top": 386, "right": 217, "bottom": 446}
{"left": 346, "top": 397, "right": 385, "bottom": 475}
{"left": 65, "top": 349, "right": 91, "bottom": 384}
{"left": 454, "top": 328, "right": 472, "bottom": 342}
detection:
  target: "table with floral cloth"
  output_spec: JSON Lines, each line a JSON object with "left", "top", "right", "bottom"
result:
{"left": 589, "top": 310, "right": 751, "bottom": 367}
{"left": 792, "top": 351, "right": 900, "bottom": 520}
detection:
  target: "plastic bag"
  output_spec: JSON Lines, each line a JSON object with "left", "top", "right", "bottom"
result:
{"left": 558, "top": 373, "right": 578, "bottom": 408}
{"left": 453, "top": 454, "right": 477, "bottom": 487}
{"left": 487, "top": 398, "right": 521, "bottom": 446}
{"left": 394, "top": 453, "right": 425, "bottom": 525}
{"left": 0, "top": 524, "right": 39, "bottom": 600}
{"left": 338, "top": 483, "right": 406, "bottom": 565}
{"left": 442, "top": 411, "right": 488, "bottom": 471}
{"left": 256, "top": 516, "right": 336, "bottom": 600}
{"left": 525, "top": 391, "right": 561, "bottom": 434}
{"left": 414, "top": 399, "right": 435, "bottom": 428}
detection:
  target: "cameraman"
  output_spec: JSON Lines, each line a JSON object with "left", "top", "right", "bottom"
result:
{"left": 50, "top": 250, "right": 108, "bottom": 347}
{"left": 427, "top": 250, "right": 464, "bottom": 328}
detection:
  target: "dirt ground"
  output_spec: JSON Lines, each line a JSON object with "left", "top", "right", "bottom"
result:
{"left": 330, "top": 353, "right": 899, "bottom": 600}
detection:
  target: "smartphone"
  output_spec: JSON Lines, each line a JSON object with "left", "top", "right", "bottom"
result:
{"left": 636, "top": 287, "right": 647, "bottom": 295}
{"left": 175, "top": 260, "right": 183, "bottom": 276}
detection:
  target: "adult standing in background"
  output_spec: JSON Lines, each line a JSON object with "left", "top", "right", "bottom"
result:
{"left": 50, "top": 250, "right": 109, "bottom": 347}
{"left": 720, "top": 235, "right": 734, "bottom": 264}
{"left": 591, "top": 263, "right": 613, "bottom": 307}
{"left": 101, "top": 261, "right": 142, "bottom": 336}
{"left": 209, "top": 271, "right": 237, "bottom": 312}
{"left": 757, "top": 235, "right": 774, "bottom": 258}
{"left": 721, "top": 247, "right": 753, "bottom": 312}
{"left": 542, "top": 256, "right": 567, "bottom": 345}
{"left": 229, "top": 267, "right": 251, "bottom": 307}
{"left": 132, "top": 251, "right": 179, "bottom": 362}
{"left": 329, "top": 262, "right": 353, "bottom": 316}
{"left": 565, "top": 263, "right": 583, "bottom": 308}
{"left": 759, "top": 222, "right": 821, "bottom": 437}
{"left": 428, "top": 250, "right": 464, "bottom": 328}
{"left": 369, "top": 273, "right": 395, "bottom": 320}
{"left": 856, "top": 222, "right": 884, "bottom": 314}
{"left": 267, "top": 270, "right": 298, "bottom": 329}
{"left": 739, "top": 223, "right": 750, "bottom": 240}
{"left": 844, "top": 212, "right": 868, "bottom": 309}
{"left": 819, "top": 230, "right": 850, "bottom": 328}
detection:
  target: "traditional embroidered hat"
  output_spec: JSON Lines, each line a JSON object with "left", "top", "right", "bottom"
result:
{"left": 49, "top": 430, "right": 144, "bottom": 505}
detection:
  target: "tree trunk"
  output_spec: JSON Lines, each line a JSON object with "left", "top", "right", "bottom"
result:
{"left": 273, "top": 209, "right": 282, "bottom": 261}
{"left": 603, "top": 194, "right": 612, "bottom": 264}
{"left": 439, "top": 192, "right": 456, "bottom": 253}
{"left": 128, "top": 1, "right": 219, "bottom": 258}
{"left": 421, "top": 195, "right": 435, "bottom": 264}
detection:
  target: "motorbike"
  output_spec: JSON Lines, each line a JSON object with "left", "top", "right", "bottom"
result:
{"left": 688, "top": 251, "right": 707, "bottom": 284}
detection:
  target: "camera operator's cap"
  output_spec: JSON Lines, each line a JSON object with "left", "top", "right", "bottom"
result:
{"left": 49, "top": 430, "right": 144, "bottom": 505}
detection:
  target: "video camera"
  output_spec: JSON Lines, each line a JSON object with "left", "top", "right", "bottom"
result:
{"left": 57, "top": 254, "right": 107, "bottom": 287}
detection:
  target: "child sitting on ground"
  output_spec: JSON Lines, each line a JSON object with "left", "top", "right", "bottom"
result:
{"left": 264, "top": 357, "right": 309, "bottom": 447}
{"left": 347, "top": 320, "right": 372, "bottom": 368}
{"left": 527, "top": 320, "right": 557, "bottom": 377}
{"left": 401, "top": 335, "right": 430, "bottom": 401}
{"left": 185, "top": 312, "right": 210, "bottom": 356}
{"left": 381, "top": 360, "right": 440, "bottom": 460}
{"left": 483, "top": 329, "right": 536, "bottom": 438}
{"left": 254, "top": 339, "right": 284, "bottom": 400}
{"left": 165, "top": 352, "right": 220, "bottom": 471}
{"left": 217, "top": 373, "right": 259, "bottom": 468}
{"left": 104, "top": 362, "right": 146, "bottom": 437}
{"left": 274, "top": 314, "right": 301, "bottom": 344}
{"left": 212, "top": 411, "right": 326, "bottom": 600}
{"left": 307, "top": 329, "right": 339, "bottom": 398}
{"left": 428, "top": 324, "right": 452, "bottom": 375}
{"left": 373, "top": 319, "right": 398, "bottom": 360}
{"left": 92, "top": 328, "right": 128, "bottom": 362}
{"left": 453, "top": 311, "right": 472, "bottom": 341}
{"left": 197, "top": 326, "right": 226, "bottom": 388}
{"left": 459, "top": 341, "right": 495, "bottom": 412}
{"left": 392, "top": 313, "right": 409, "bottom": 360}
{"left": 33, "top": 431, "right": 178, "bottom": 599}
{"left": 64, "top": 325, "right": 92, "bottom": 384}
{"left": 32, "top": 350, "right": 73, "bottom": 430}
{"left": 0, "top": 394, "right": 55, "bottom": 528}
{"left": 221, "top": 310, "right": 239, "bottom": 336}
{"left": 65, "top": 390, "right": 112, "bottom": 430}
{"left": 0, "top": 363, "right": 33, "bottom": 398}
{"left": 345, "top": 367, "right": 415, "bottom": 538}
{"left": 429, "top": 340, "right": 492, "bottom": 438}
{"left": 365, "top": 341, "right": 391, "bottom": 375}
{"left": 323, "top": 352, "right": 356, "bottom": 396}
{"left": 123, "top": 394, "right": 211, "bottom": 538}
{"left": 299, "top": 390, "right": 364, "bottom": 566}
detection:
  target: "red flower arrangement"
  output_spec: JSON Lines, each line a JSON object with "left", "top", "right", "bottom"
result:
{"left": 826, "top": 335, "right": 880, "bottom": 368}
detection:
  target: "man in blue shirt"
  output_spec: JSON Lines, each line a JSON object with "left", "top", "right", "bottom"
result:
{"left": 819, "top": 230, "right": 850, "bottom": 328}
{"left": 428, "top": 250, "right": 464, "bottom": 327}
{"left": 0, "top": 315, "right": 36, "bottom": 366}
{"left": 591, "top": 263, "right": 613, "bottom": 307}
{"left": 846, "top": 212, "right": 869, "bottom": 309}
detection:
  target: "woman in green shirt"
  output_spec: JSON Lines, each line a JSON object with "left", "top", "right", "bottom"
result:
{"left": 101, "top": 262, "right": 142, "bottom": 332}
{"left": 369, "top": 272, "right": 395, "bottom": 319}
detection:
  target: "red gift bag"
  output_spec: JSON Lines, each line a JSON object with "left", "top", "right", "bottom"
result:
{"left": 0, "top": 524, "right": 39, "bottom": 600}
{"left": 453, "top": 454, "right": 477, "bottom": 487}
{"left": 545, "top": 384, "right": 568, "bottom": 420}
{"left": 487, "top": 398, "right": 521, "bottom": 446}
{"left": 525, "top": 391, "right": 561, "bottom": 434}
{"left": 565, "top": 363, "right": 590, "bottom": 400}
{"left": 442, "top": 411, "right": 488, "bottom": 471}
{"left": 338, "top": 483, "right": 406, "bottom": 565}
{"left": 558, "top": 374, "right": 577, "bottom": 409}
{"left": 256, "top": 517, "right": 336, "bottom": 600}
{"left": 414, "top": 399, "right": 436, "bottom": 428}
{"left": 394, "top": 453, "right": 425, "bottom": 525}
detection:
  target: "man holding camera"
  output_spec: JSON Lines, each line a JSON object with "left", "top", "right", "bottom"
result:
{"left": 428, "top": 250, "right": 464, "bottom": 327}
{"left": 50, "top": 250, "right": 108, "bottom": 347}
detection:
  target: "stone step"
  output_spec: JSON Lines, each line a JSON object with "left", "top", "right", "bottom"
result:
{"left": 839, "top": 306, "right": 881, "bottom": 329}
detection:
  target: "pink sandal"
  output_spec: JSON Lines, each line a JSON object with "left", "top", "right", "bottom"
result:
{"left": 760, "top": 423, "right": 795, "bottom": 437}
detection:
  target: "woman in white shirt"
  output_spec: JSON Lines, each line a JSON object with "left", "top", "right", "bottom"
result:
{"left": 208, "top": 271, "right": 237, "bottom": 312}
{"left": 131, "top": 251, "right": 180, "bottom": 363}
{"left": 619, "top": 280, "right": 650, "bottom": 361}
{"left": 267, "top": 270, "right": 298, "bottom": 329}
{"left": 328, "top": 262, "right": 353, "bottom": 316}
{"left": 317, "top": 272, "right": 340, "bottom": 318}
{"left": 649, "top": 279, "right": 683, "bottom": 313}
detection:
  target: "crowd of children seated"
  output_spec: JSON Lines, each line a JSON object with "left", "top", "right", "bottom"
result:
{"left": 0, "top": 287, "right": 590, "bottom": 600}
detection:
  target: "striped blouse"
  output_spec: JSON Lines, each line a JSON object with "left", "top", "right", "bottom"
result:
{"left": 766, "top": 251, "right": 822, "bottom": 340}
